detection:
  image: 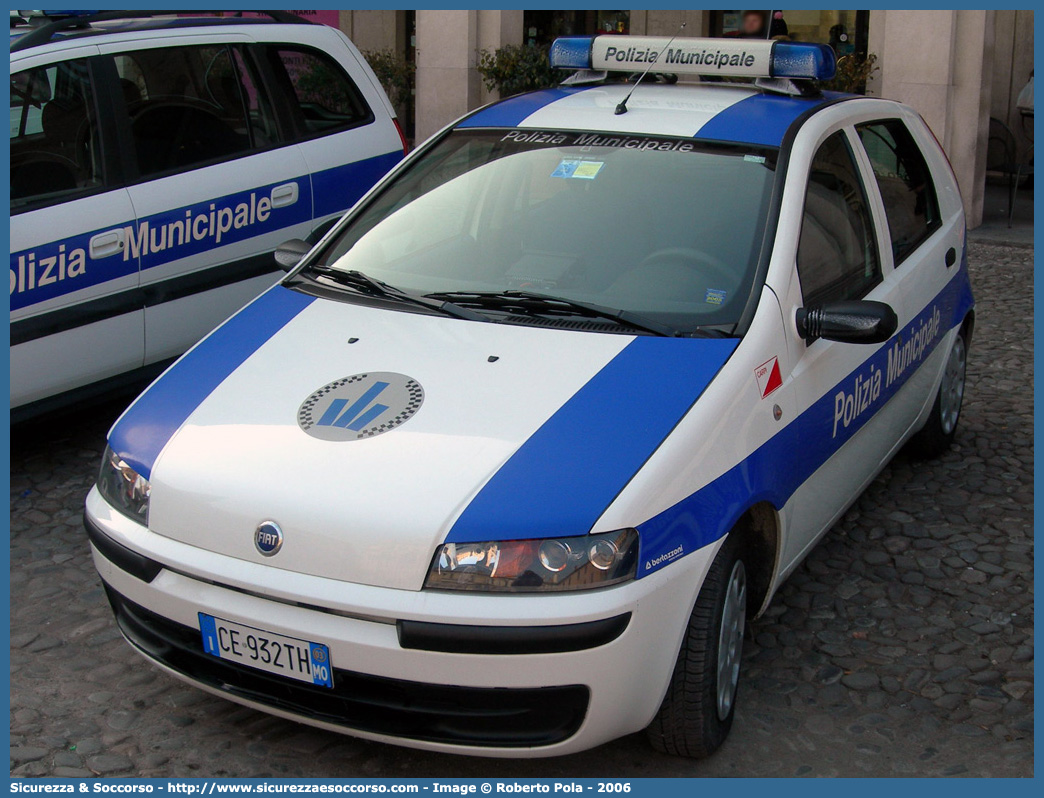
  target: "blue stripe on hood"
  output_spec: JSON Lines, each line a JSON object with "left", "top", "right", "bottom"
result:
{"left": 446, "top": 336, "right": 739, "bottom": 542}
{"left": 109, "top": 287, "right": 315, "bottom": 480}
{"left": 457, "top": 87, "right": 592, "bottom": 129}
{"left": 694, "top": 92, "right": 831, "bottom": 147}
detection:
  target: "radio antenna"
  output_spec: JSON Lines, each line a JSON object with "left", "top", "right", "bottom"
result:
{"left": 615, "top": 21, "right": 686, "bottom": 115}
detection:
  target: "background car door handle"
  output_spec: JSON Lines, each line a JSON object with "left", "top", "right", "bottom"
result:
{"left": 270, "top": 183, "right": 299, "bottom": 209}
{"left": 89, "top": 229, "right": 125, "bottom": 260}
{"left": 945, "top": 247, "right": 957, "bottom": 267}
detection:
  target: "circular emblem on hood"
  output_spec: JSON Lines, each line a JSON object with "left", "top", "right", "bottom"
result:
{"left": 254, "top": 521, "right": 283, "bottom": 556}
{"left": 297, "top": 372, "right": 424, "bottom": 442}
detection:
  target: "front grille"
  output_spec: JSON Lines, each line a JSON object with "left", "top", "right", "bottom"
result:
{"left": 103, "top": 584, "right": 589, "bottom": 748}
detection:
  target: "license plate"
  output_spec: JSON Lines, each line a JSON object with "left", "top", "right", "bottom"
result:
{"left": 198, "top": 613, "right": 333, "bottom": 689}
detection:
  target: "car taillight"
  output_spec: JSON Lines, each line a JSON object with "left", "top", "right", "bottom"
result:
{"left": 393, "top": 118, "right": 409, "bottom": 156}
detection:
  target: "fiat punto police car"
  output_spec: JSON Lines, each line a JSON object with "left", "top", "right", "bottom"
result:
{"left": 85, "top": 35, "right": 974, "bottom": 758}
{"left": 11, "top": 10, "right": 405, "bottom": 417}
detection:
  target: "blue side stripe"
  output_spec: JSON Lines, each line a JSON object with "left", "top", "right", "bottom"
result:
{"left": 457, "top": 87, "right": 592, "bottom": 129}
{"left": 637, "top": 259, "right": 975, "bottom": 576}
{"left": 10, "top": 150, "right": 400, "bottom": 313}
{"left": 695, "top": 93, "right": 829, "bottom": 147}
{"left": 447, "top": 336, "right": 739, "bottom": 543}
{"left": 311, "top": 150, "right": 403, "bottom": 219}
{"left": 108, "top": 287, "right": 315, "bottom": 480}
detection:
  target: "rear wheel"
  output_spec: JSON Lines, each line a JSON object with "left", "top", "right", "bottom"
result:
{"left": 909, "top": 329, "right": 967, "bottom": 458}
{"left": 646, "top": 533, "right": 747, "bottom": 758}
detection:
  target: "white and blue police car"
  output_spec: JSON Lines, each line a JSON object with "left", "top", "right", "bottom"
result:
{"left": 85, "top": 34, "right": 974, "bottom": 758}
{"left": 11, "top": 10, "right": 406, "bottom": 417}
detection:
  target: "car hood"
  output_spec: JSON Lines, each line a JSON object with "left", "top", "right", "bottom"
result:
{"left": 110, "top": 287, "right": 737, "bottom": 590}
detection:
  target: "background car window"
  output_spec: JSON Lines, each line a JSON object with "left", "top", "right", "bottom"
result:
{"left": 115, "top": 45, "right": 270, "bottom": 178}
{"left": 797, "top": 132, "right": 881, "bottom": 307}
{"left": 230, "top": 48, "right": 278, "bottom": 148}
{"left": 262, "top": 46, "right": 373, "bottom": 137}
{"left": 10, "top": 59, "right": 103, "bottom": 209}
{"left": 857, "top": 120, "right": 941, "bottom": 265}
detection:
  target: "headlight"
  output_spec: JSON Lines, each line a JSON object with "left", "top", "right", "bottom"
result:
{"left": 424, "top": 529, "right": 638, "bottom": 592}
{"left": 97, "top": 445, "right": 150, "bottom": 525}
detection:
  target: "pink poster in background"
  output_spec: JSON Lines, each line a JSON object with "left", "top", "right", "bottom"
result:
{"left": 242, "top": 10, "right": 340, "bottom": 27}
{"left": 288, "top": 10, "right": 340, "bottom": 27}
{"left": 181, "top": 10, "right": 340, "bottom": 27}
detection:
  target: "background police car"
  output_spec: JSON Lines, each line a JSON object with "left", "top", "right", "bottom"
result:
{"left": 10, "top": 11, "right": 405, "bottom": 416}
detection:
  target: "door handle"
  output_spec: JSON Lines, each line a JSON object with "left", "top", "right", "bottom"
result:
{"left": 270, "top": 182, "right": 299, "bottom": 209}
{"left": 89, "top": 229, "right": 125, "bottom": 260}
{"left": 945, "top": 247, "right": 957, "bottom": 267}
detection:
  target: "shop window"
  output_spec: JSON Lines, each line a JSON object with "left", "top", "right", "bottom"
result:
{"left": 712, "top": 9, "right": 868, "bottom": 59}
{"left": 523, "top": 10, "right": 629, "bottom": 47}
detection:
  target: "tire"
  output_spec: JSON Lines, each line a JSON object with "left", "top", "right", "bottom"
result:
{"left": 646, "top": 532, "right": 748, "bottom": 758}
{"left": 908, "top": 328, "right": 968, "bottom": 459}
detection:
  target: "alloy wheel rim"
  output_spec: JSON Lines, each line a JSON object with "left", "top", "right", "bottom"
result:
{"left": 716, "top": 560, "right": 747, "bottom": 720}
{"left": 939, "top": 336, "right": 967, "bottom": 435}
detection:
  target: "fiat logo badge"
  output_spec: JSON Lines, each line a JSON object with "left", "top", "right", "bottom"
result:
{"left": 254, "top": 521, "right": 283, "bottom": 556}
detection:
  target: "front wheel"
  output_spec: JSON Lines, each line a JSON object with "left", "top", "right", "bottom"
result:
{"left": 908, "top": 328, "right": 968, "bottom": 458}
{"left": 646, "top": 533, "right": 747, "bottom": 758}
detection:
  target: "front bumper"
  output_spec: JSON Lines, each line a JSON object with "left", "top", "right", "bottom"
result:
{"left": 85, "top": 487, "right": 722, "bottom": 757}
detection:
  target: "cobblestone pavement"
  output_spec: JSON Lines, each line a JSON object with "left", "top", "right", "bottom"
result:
{"left": 10, "top": 242, "right": 1033, "bottom": 778}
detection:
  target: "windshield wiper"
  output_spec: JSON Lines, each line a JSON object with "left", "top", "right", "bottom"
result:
{"left": 306, "top": 266, "right": 489, "bottom": 322}
{"left": 424, "top": 290, "right": 681, "bottom": 337}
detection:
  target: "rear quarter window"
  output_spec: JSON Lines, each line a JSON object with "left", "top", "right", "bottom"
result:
{"left": 259, "top": 45, "right": 373, "bottom": 139}
{"left": 856, "top": 119, "right": 941, "bottom": 265}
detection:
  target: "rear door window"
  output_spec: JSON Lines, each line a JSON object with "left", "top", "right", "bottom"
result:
{"left": 259, "top": 45, "right": 373, "bottom": 138}
{"left": 10, "top": 59, "right": 104, "bottom": 209}
{"left": 115, "top": 44, "right": 277, "bottom": 179}
{"left": 856, "top": 120, "right": 941, "bottom": 265}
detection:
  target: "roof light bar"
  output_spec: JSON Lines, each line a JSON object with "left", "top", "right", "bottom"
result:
{"left": 550, "top": 35, "right": 836, "bottom": 82}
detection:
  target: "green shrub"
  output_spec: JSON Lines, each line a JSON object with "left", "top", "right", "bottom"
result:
{"left": 820, "top": 52, "right": 879, "bottom": 95}
{"left": 361, "top": 48, "right": 415, "bottom": 109}
{"left": 476, "top": 44, "right": 565, "bottom": 97}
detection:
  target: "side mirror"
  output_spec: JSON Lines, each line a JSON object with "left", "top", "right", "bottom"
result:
{"left": 274, "top": 238, "right": 311, "bottom": 272}
{"left": 796, "top": 300, "right": 898, "bottom": 345}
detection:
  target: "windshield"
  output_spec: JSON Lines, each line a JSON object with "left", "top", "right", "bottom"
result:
{"left": 313, "top": 128, "right": 778, "bottom": 332}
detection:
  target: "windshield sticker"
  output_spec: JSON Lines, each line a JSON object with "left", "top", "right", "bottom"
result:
{"left": 705, "top": 288, "right": 727, "bottom": 305}
{"left": 551, "top": 159, "right": 605, "bottom": 179}
{"left": 744, "top": 154, "right": 767, "bottom": 164}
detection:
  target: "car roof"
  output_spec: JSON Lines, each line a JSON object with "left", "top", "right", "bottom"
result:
{"left": 10, "top": 12, "right": 311, "bottom": 55}
{"left": 458, "top": 81, "right": 864, "bottom": 149}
